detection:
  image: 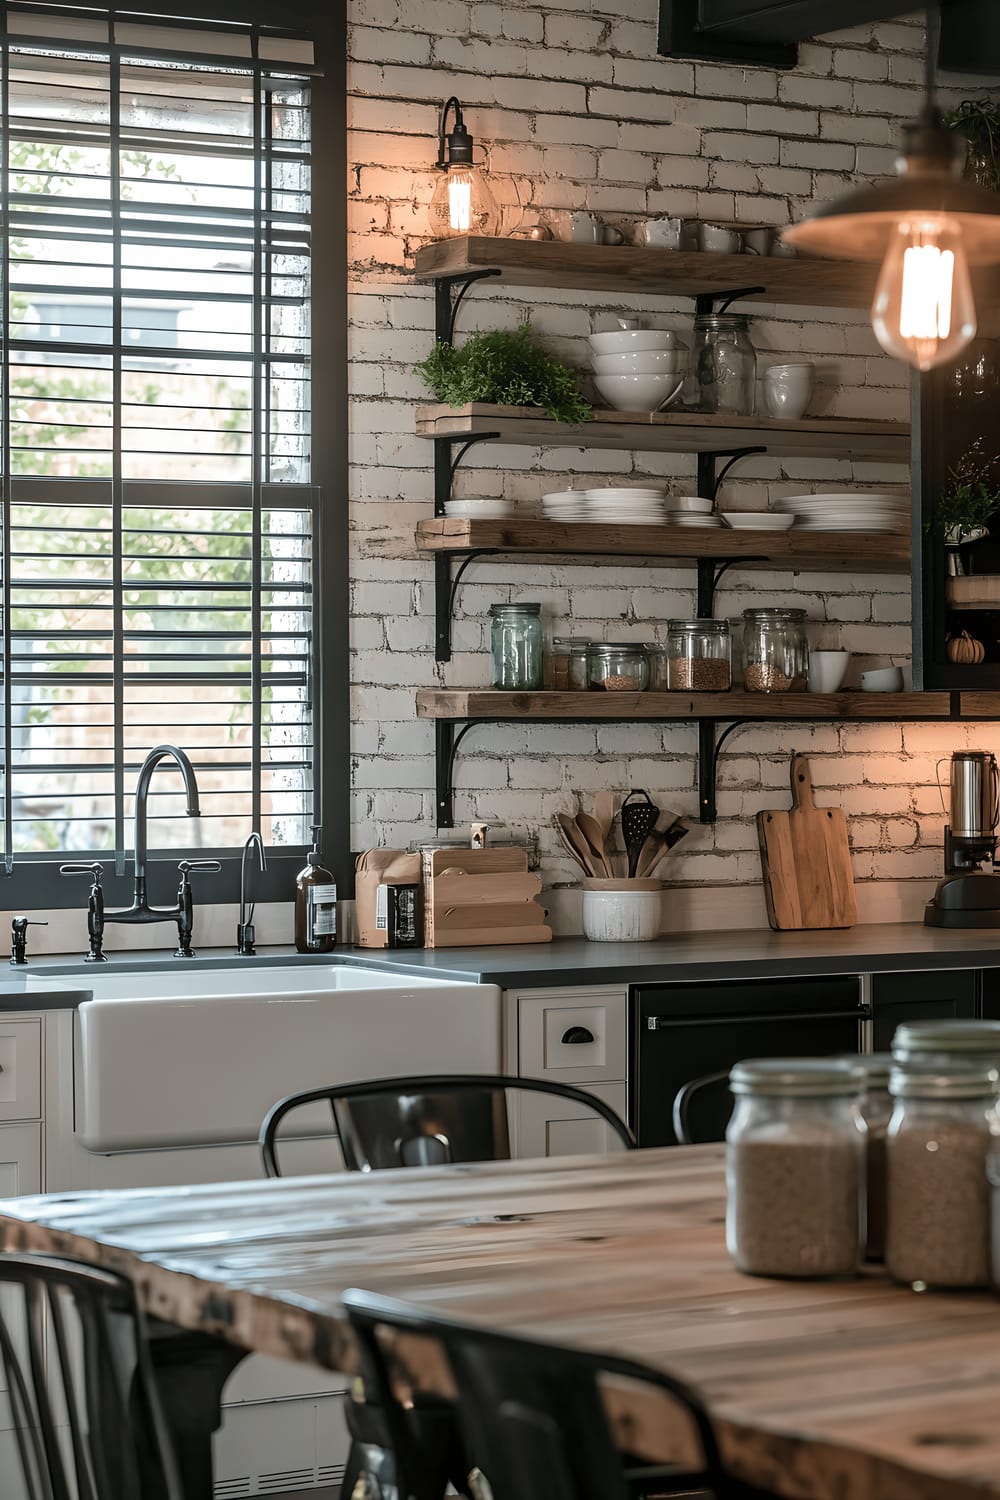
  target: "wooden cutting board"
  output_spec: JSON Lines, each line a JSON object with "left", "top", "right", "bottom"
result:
{"left": 757, "top": 754, "right": 856, "bottom": 930}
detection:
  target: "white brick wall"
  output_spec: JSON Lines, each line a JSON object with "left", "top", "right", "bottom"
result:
{"left": 346, "top": 1, "right": 999, "bottom": 897}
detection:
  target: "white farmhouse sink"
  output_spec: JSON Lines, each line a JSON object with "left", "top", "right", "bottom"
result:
{"left": 37, "top": 964, "right": 502, "bottom": 1153}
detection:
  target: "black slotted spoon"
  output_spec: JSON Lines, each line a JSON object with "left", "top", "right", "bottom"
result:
{"left": 620, "top": 789, "right": 660, "bottom": 878}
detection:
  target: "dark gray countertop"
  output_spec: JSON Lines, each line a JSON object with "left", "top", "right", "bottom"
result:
{"left": 4, "top": 924, "right": 1000, "bottom": 1008}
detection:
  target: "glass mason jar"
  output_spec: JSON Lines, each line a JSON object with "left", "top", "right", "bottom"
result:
{"left": 686, "top": 313, "right": 756, "bottom": 415}
{"left": 886, "top": 1063, "right": 996, "bottom": 1289}
{"left": 726, "top": 1058, "right": 866, "bottom": 1279}
{"left": 892, "top": 1019, "right": 1000, "bottom": 1075}
{"left": 546, "top": 636, "right": 591, "bottom": 690}
{"left": 666, "top": 619, "right": 732, "bottom": 691}
{"left": 852, "top": 1053, "right": 893, "bottom": 1262}
{"left": 645, "top": 643, "right": 668, "bottom": 692}
{"left": 489, "top": 603, "right": 542, "bottom": 690}
{"left": 741, "top": 607, "right": 808, "bottom": 692}
{"left": 586, "top": 643, "right": 649, "bottom": 692}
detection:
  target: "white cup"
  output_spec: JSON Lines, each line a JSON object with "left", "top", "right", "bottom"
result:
{"left": 568, "top": 211, "right": 603, "bottom": 244}
{"left": 638, "top": 216, "right": 685, "bottom": 250}
{"left": 698, "top": 222, "right": 742, "bottom": 254}
{"left": 861, "top": 666, "right": 904, "bottom": 693}
{"left": 741, "top": 227, "right": 772, "bottom": 256}
{"left": 764, "top": 363, "right": 814, "bottom": 420}
{"left": 807, "top": 650, "right": 850, "bottom": 694}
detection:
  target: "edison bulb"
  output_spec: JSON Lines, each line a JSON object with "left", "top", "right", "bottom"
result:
{"left": 871, "top": 217, "right": 977, "bottom": 371}
{"left": 429, "top": 163, "right": 499, "bottom": 238}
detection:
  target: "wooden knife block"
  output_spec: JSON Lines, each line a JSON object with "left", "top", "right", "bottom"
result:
{"left": 422, "top": 847, "right": 552, "bottom": 948}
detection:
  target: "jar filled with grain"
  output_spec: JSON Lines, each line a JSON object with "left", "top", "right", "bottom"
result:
{"left": 727, "top": 1058, "right": 866, "bottom": 1279}
{"left": 854, "top": 1053, "right": 893, "bottom": 1262}
{"left": 546, "top": 637, "right": 591, "bottom": 691}
{"left": 741, "top": 607, "right": 808, "bottom": 692}
{"left": 886, "top": 1063, "right": 996, "bottom": 1290}
{"left": 666, "top": 619, "right": 732, "bottom": 691}
{"left": 892, "top": 1019, "right": 1000, "bottom": 1076}
{"left": 586, "top": 643, "right": 650, "bottom": 692}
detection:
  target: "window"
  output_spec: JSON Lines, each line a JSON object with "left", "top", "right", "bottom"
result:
{"left": 0, "top": 1, "right": 346, "bottom": 908}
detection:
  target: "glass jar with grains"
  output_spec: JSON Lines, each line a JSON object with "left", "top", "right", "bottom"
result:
{"left": 726, "top": 1057, "right": 866, "bottom": 1279}
{"left": 546, "top": 637, "right": 591, "bottom": 691}
{"left": 489, "top": 603, "right": 542, "bottom": 690}
{"left": 850, "top": 1053, "right": 893, "bottom": 1262}
{"left": 886, "top": 1063, "right": 996, "bottom": 1290}
{"left": 586, "top": 643, "right": 649, "bottom": 693}
{"left": 666, "top": 619, "right": 732, "bottom": 691}
{"left": 892, "top": 1018, "right": 1000, "bottom": 1074}
{"left": 741, "top": 607, "right": 808, "bottom": 692}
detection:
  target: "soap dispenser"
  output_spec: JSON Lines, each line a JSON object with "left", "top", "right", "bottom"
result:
{"left": 295, "top": 826, "right": 337, "bottom": 952}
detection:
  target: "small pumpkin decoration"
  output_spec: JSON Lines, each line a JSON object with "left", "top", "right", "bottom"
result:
{"left": 947, "top": 630, "right": 986, "bottom": 664}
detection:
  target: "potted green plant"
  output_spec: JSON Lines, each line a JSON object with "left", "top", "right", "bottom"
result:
{"left": 944, "top": 98, "right": 1000, "bottom": 191}
{"left": 929, "top": 463, "right": 1000, "bottom": 548}
{"left": 415, "top": 321, "right": 592, "bottom": 424}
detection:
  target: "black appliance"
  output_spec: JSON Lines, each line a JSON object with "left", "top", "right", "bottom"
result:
{"left": 632, "top": 974, "right": 868, "bottom": 1147}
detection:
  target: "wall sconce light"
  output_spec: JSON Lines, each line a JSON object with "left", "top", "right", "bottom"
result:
{"left": 429, "top": 96, "right": 499, "bottom": 239}
{"left": 783, "top": 3, "right": 1000, "bottom": 372}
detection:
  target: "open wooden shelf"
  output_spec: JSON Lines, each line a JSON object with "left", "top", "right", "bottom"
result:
{"left": 415, "top": 403, "right": 910, "bottom": 463}
{"left": 415, "top": 237, "right": 879, "bottom": 309}
{"left": 417, "top": 689, "right": 959, "bottom": 722}
{"left": 415, "top": 517, "right": 910, "bottom": 573}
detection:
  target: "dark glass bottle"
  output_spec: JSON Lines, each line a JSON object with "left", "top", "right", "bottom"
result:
{"left": 294, "top": 828, "right": 337, "bottom": 953}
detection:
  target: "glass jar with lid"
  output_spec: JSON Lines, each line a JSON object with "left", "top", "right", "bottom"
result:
{"left": 886, "top": 1063, "right": 995, "bottom": 1289}
{"left": 546, "top": 636, "right": 590, "bottom": 691}
{"left": 686, "top": 313, "right": 756, "bottom": 416}
{"left": 726, "top": 1058, "right": 866, "bottom": 1279}
{"left": 741, "top": 607, "right": 808, "bottom": 692}
{"left": 586, "top": 643, "right": 649, "bottom": 693}
{"left": 892, "top": 1019, "right": 1000, "bottom": 1075}
{"left": 666, "top": 619, "right": 732, "bottom": 691}
{"left": 489, "top": 603, "right": 542, "bottom": 690}
{"left": 645, "top": 643, "right": 668, "bottom": 692}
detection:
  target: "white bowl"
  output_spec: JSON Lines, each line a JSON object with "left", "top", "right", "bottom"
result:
{"left": 588, "top": 329, "right": 684, "bottom": 357}
{"left": 582, "top": 885, "right": 662, "bottom": 942}
{"left": 671, "top": 495, "right": 715, "bottom": 513}
{"left": 592, "top": 350, "right": 687, "bottom": 375}
{"left": 593, "top": 372, "right": 684, "bottom": 412}
{"left": 808, "top": 650, "right": 850, "bottom": 694}
{"left": 720, "top": 512, "right": 795, "bottom": 530}
{"left": 861, "top": 666, "right": 904, "bottom": 693}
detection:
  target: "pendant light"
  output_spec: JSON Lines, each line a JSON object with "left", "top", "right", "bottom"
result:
{"left": 783, "top": 4, "right": 1000, "bottom": 372}
{"left": 429, "top": 97, "right": 499, "bottom": 239}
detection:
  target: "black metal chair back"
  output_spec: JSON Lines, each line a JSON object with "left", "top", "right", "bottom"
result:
{"left": 672, "top": 1070, "right": 733, "bottom": 1146}
{"left": 0, "top": 1250, "right": 183, "bottom": 1500}
{"left": 260, "top": 1073, "right": 635, "bottom": 1177}
{"left": 342, "top": 1289, "right": 764, "bottom": 1500}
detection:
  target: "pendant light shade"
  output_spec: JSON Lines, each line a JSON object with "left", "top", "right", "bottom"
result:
{"left": 429, "top": 96, "right": 499, "bottom": 239}
{"left": 783, "top": 6, "right": 1000, "bottom": 372}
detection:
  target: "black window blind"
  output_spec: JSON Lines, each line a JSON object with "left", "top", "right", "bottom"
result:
{"left": 0, "top": 2, "right": 316, "bottom": 875}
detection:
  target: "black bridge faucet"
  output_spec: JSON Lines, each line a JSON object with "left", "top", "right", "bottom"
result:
{"left": 60, "top": 745, "right": 219, "bottom": 960}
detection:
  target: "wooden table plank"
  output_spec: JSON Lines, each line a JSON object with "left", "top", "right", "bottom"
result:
{"left": 2, "top": 1147, "right": 1000, "bottom": 1500}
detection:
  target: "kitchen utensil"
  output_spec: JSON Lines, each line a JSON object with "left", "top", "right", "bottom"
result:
{"left": 556, "top": 813, "right": 597, "bottom": 877}
{"left": 576, "top": 810, "right": 613, "bottom": 878}
{"left": 587, "top": 328, "right": 684, "bottom": 357}
{"left": 925, "top": 749, "right": 1000, "bottom": 929}
{"left": 756, "top": 754, "right": 856, "bottom": 931}
{"left": 807, "top": 650, "right": 850, "bottom": 693}
{"left": 593, "top": 371, "right": 685, "bottom": 412}
{"left": 764, "top": 363, "right": 814, "bottom": 420}
{"left": 594, "top": 791, "right": 615, "bottom": 845}
{"left": 582, "top": 883, "right": 662, "bottom": 942}
{"left": 720, "top": 512, "right": 795, "bottom": 530}
{"left": 621, "top": 790, "right": 661, "bottom": 879}
{"left": 636, "top": 215, "right": 686, "bottom": 249}
{"left": 698, "top": 222, "right": 742, "bottom": 253}
{"left": 637, "top": 816, "right": 689, "bottom": 876}
{"left": 592, "top": 350, "right": 687, "bottom": 375}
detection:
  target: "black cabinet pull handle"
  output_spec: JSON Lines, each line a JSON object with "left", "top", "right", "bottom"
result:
{"left": 562, "top": 1025, "right": 594, "bottom": 1045}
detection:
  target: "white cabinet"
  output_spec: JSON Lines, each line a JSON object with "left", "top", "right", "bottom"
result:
{"left": 0, "top": 1020, "right": 41, "bottom": 1123}
{"left": 0, "top": 1123, "right": 41, "bottom": 1197}
{"left": 514, "top": 1081, "right": 628, "bottom": 1159}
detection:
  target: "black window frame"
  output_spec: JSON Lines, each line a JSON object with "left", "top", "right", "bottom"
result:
{"left": 1, "top": 0, "right": 347, "bottom": 913}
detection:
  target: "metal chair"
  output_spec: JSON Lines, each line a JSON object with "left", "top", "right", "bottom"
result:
{"left": 259, "top": 1072, "right": 635, "bottom": 1178}
{"left": 0, "top": 1250, "right": 184, "bottom": 1500}
{"left": 672, "top": 1070, "right": 733, "bottom": 1146}
{"left": 343, "top": 1288, "right": 777, "bottom": 1500}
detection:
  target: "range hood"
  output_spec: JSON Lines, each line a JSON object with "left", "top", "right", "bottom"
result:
{"left": 659, "top": 0, "right": 1000, "bottom": 71}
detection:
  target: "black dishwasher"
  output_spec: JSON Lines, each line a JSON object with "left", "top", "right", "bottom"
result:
{"left": 633, "top": 974, "right": 868, "bottom": 1146}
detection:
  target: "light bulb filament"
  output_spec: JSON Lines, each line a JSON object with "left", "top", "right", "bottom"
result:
{"left": 899, "top": 242, "right": 954, "bottom": 341}
{"left": 448, "top": 171, "right": 472, "bottom": 232}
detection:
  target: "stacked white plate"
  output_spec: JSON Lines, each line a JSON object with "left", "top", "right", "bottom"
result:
{"left": 541, "top": 487, "right": 669, "bottom": 524}
{"left": 443, "top": 498, "right": 516, "bottom": 519}
{"left": 665, "top": 511, "right": 724, "bottom": 527}
{"left": 775, "top": 492, "right": 910, "bottom": 534}
{"left": 721, "top": 512, "right": 795, "bottom": 531}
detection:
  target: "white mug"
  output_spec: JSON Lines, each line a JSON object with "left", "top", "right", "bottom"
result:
{"left": 807, "top": 650, "right": 850, "bottom": 694}
{"left": 602, "top": 224, "right": 624, "bottom": 245}
{"left": 568, "top": 211, "right": 603, "bottom": 244}
{"left": 638, "top": 216, "right": 685, "bottom": 250}
{"left": 698, "top": 222, "right": 742, "bottom": 254}
{"left": 764, "top": 363, "right": 814, "bottom": 420}
{"left": 741, "top": 227, "right": 772, "bottom": 256}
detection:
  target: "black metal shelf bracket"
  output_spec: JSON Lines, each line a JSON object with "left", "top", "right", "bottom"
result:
{"left": 694, "top": 287, "right": 766, "bottom": 317}
{"left": 435, "top": 269, "right": 503, "bottom": 345}
{"left": 697, "top": 718, "right": 751, "bottom": 824}
{"left": 436, "top": 719, "right": 474, "bottom": 827}
{"left": 435, "top": 548, "right": 500, "bottom": 662}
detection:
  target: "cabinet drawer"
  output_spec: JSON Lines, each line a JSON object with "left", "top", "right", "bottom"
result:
{"left": 513, "top": 1082, "right": 628, "bottom": 1160}
{"left": 517, "top": 987, "right": 626, "bottom": 1083}
{"left": 0, "top": 1123, "right": 41, "bottom": 1196}
{"left": 0, "top": 1021, "right": 41, "bottom": 1123}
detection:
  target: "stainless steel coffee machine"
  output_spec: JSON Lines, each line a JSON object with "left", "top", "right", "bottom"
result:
{"left": 924, "top": 749, "right": 1000, "bottom": 927}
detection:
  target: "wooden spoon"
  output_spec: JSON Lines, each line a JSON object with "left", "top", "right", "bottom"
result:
{"left": 636, "top": 830, "right": 666, "bottom": 879}
{"left": 593, "top": 790, "right": 615, "bottom": 843}
{"left": 555, "top": 814, "right": 597, "bottom": 877}
{"left": 576, "top": 810, "right": 613, "bottom": 878}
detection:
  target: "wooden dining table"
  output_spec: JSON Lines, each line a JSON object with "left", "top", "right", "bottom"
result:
{"left": 2, "top": 1143, "right": 1000, "bottom": 1500}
